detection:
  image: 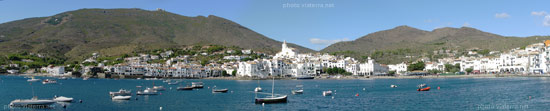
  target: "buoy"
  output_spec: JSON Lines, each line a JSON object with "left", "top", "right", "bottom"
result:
{"left": 160, "top": 106, "right": 163, "bottom": 110}
{"left": 363, "top": 88, "right": 366, "bottom": 91}
{"left": 79, "top": 100, "right": 83, "bottom": 103}
{"left": 136, "top": 98, "right": 138, "bottom": 100}
{"left": 332, "top": 96, "right": 334, "bottom": 99}
{"left": 529, "top": 96, "right": 532, "bottom": 100}
{"left": 355, "top": 93, "right": 359, "bottom": 96}
{"left": 63, "top": 104, "right": 67, "bottom": 109}
{"left": 437, "top": 86, "right": 440, "bottom": 90}
{"left": 160, "top": 93, "right": 162, "bottom": 95}
{"left": 262, "top": 103, "right": 265, "bottom": 107}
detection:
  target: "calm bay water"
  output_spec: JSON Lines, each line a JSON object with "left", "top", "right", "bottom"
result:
{"left": 1, "top": 75, "right": 549, "bottom": 111}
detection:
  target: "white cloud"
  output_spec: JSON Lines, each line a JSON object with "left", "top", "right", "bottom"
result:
{"left": 531, "top": 11, "right": 547, "bottom": 16}
{"left": 495, "top": 13, "right": 510, "bottom": 18}
{"left": 462, "top": 22, "right": 471, "bottom": 27}
{"left": 309, "top": 38, "right": 350, "bottom": 45}
{"left": 544, "top": 15, "right": 550, "bottom": 26}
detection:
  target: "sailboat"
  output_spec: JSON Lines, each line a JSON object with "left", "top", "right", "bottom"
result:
{"left": 255, "top": 76, "right": 287, "bottom": 104}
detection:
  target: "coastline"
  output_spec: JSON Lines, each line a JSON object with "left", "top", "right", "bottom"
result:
{"left": 4, "top": 73, "right": 550, "bottom": 80}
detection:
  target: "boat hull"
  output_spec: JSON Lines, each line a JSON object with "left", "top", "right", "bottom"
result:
{"left": 417, "top": 87, "right": 431, "bottom": 91}
{"left": 177, "top": 87, "right": 194, "bottom": 90}
{"left": 213, "top": 89, "right": 228, "bottom": 93}
{"left": 255, "top": 95, "right": 287, "bottom": 104}
{"left": 296, "top": 76, "right": 314, "bottom": 80}
{"left": 9, "top": 99, "right": 56, "bottom": 107}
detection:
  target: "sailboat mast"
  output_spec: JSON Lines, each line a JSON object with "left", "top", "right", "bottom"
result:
{"left": 271, "top": 75, "right": 275, "bottom": 97}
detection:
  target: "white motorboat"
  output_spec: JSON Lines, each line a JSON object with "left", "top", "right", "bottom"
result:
{"left": 323, "top": 90, "right": 333, "bottom": 96}
{"left": 153, "top": 86, "right": 166, "bottom": 91}
{"left": 58, "top": 77, "right": 68, "bottom": 80}
{"left": 254, "top": 87, "right": 263, "bottom": 92}
{"left": 42, "top": 79, "right": 57, "bottom": 84}
{"left": 109, "top": 89, "right": 132, "bottom": 96}
{"left": 112, "top": 96, "right": 132, "bottom": 100}
{"left": 168, "top": 81, "right": 180, "bottom": 85}
{"left": 9, "top": 97, "right": 56, "bottom": 107}
{"left": 27, "top": 77, "right": 40, "bottom": 82}
{"left": 83, "top": 77, "right": 90, "bottom": 80}
{"left": 192, "top": 82, "right": 204, "bottom": 88}
{"left": 292, "top": 85, "right": 304, "bottom": 94}
{"left": 391, "top": 85, "right": 397, "bottom": 88}
{"left": 137, "top": 88, "right": 157, "bottom": 95}
{"left": 53, "top": 96, "right": 73, "bottom": 102}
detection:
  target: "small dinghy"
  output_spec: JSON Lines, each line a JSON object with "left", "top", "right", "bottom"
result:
{"left": 53, "top": 96, "right": 73, "bottom": 102}
{"left": 417, "top": 84, "right": 430, "bottom": 91}
{"left": 323, "top": 90, "right": 333, "bottom": 96}
{"left": 112, "top": 96, "right": 132, "bottom": 100}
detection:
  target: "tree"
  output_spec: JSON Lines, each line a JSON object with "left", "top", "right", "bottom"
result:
{"left": 407, "top": 61, "right": 425, "bottom": 71}
{"left": 231, "top": 70, "right": 237, "bottom": 76}
{"left": 222, "top": 71, "right": 228, "bottom": 77}
{"left": 465, "top": 68, "right": 473, "bottom": 75}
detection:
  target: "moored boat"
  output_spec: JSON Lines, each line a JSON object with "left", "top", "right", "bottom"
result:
{"left": 137, "top": 88, "right": 158, "bottom": 95}
{"left": 417, "top": 84, "right": 430, "bottom": 91}
{"left": 255, "top": 95, "right": 288, "bottom": 104}
{"left": 296, "top": 76, "right": 314, "bottom": 80}
{"left": 177, "top": 86, "right": 194, "bottom": 90}
{"left": 212, "top": 86, "right": 229, "bottom": 93}
{"left": 192, "top": 82, "right": 204, "bottom": 88}
{"left": 42, "top": 79, "right": 57, "bottom": 84}
{"left": 323, "top": 90, "right": 332, "bottom": 96}
{"left": 9, "top": 97, "right": 56, "bottom": 107}
{"left": 111, "top": 96, "right": 132, "bottom": 100}
{"left": 391, "top": 85, "right": 397, "bottom": 88}
{"left": 53, "top": 96, "right": 73, "bottom": 102}
{"left": 291, "top": 85, "right": 304, "bottom": 94}
{"left": 153, "top": 86, "right": 166, "bottom": 91}
{"left": 109, "top": 89, "right": 132, "bottom": 96}
{"left": 254, "top": 87, "right": 263, "bottom": 92}
{"left": 27, "top": 77, "right": 40, "bottom": 82}
{"left": 255, "top": 76, "right": 287, "bottom": 104}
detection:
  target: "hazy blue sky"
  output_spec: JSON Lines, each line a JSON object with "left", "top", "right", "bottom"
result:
{"left": 1, "top": 0, "right": 550, "bottom": 50}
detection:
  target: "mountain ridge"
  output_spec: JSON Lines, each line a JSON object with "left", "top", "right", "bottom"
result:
{"left": 0, "top": 8, "right": 315, "bottom": 62}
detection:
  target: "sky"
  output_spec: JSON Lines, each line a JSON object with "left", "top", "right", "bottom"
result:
{"left": 1, "top": 0, "right": 550, "bottom": 50}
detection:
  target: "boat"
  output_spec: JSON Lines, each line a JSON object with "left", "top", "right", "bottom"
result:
{"left": 192, "top": 82, "right": 204, "bottom": 88}
{"left": 254, "top": 87, "right": 263, "bottom": 92}
{"left": 296, "top": 76, "right": 314, "bottom": 80}
{"left": 58, "top": 77, "right": 68, "bottom": 80}
{"left": 153, "top": 86, "right": 166, "bottom": 91}
{"left": 417, "top": 84, "right": 430, "bottom": 91}
{"left": 291, "top": 85, "right": 304, "bottom": 94}
{"left": 83, "top": 77, "right": 89, "bottom": 80}
{"left": 111, "top": 96, "right": 132, "bottom": 100}
{"left": 168, "top": 81, "right": 180, "bottom": 85}
{"left": 53, "top": 96, "right": 73, "bottom": 102}
{"left": 323, "top": 90, "right": 332, "bottom": 96}
{"left": 27, "top": 77, "right": 40, "bottom": 82}
{"left": 9, "top": 97, "right": 56, "bottom": 107}
{"left": 42, "top": 79, "right": 57, "bottom": 84}
{"left": 109, "top": 89, "right": 132, "bottom": 96}
{"left": 255, "top": 76, "right": 287, "bottom": 104}
{"left": 177, "top": 86, "right": 194, "bottom": 90}
{"left": 212, "top": 86, "right": 229, "bottom": 93}
{"left": 254, "top": 79, "right": 262, "bottom": 92}
{"left": 137, "top": 88, "right": 158, "bottom": 95}
{"left": 391, "top": 85, "right": 397, "bottom": 88}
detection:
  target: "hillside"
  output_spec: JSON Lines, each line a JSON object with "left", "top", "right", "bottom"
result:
{"left": 0, "top": 8, "right": 314, "bottom": 62}
{"left": 321, "top": 25, "right": 550, "bottom": 64}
